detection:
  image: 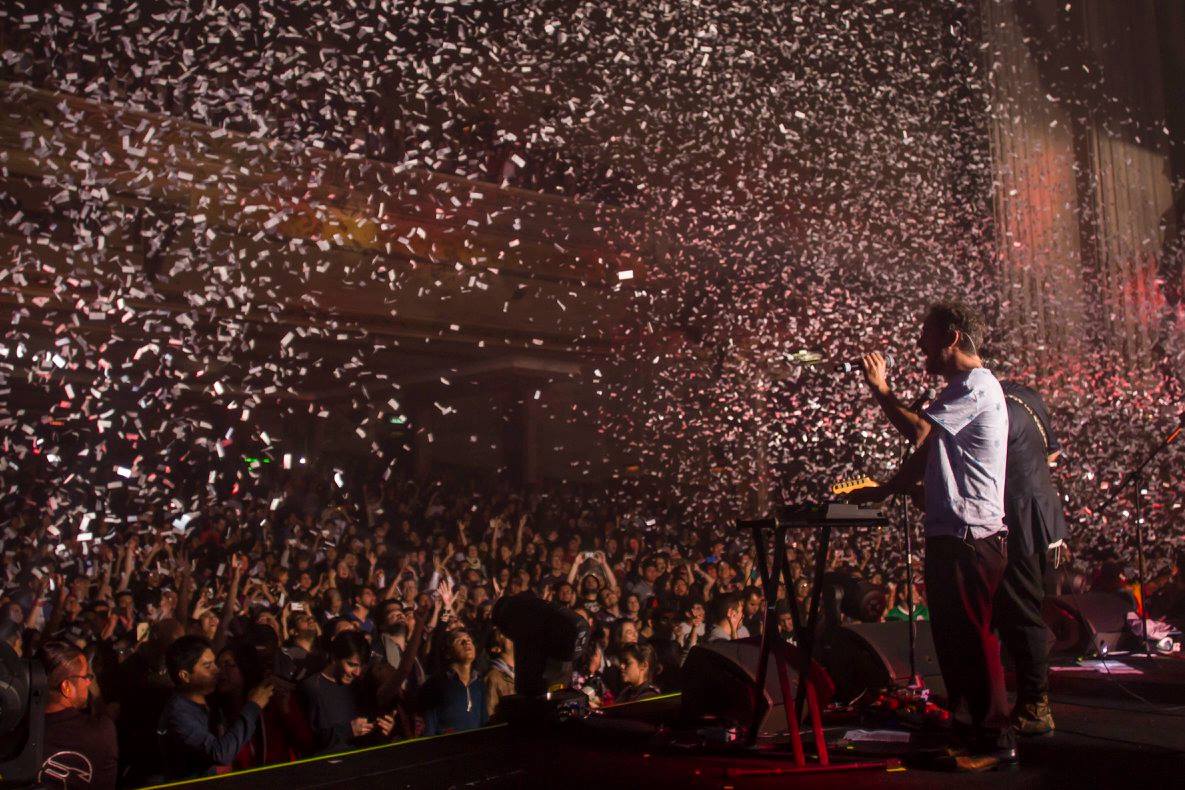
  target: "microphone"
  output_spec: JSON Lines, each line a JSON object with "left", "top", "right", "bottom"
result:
{"left": 776, "top": 351, "right": 894, "bottom": 378}
{"left": 828, "top": 353, "right": 894, "bottom": 373}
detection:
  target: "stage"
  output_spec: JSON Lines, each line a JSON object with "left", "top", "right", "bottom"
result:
{"left": 147, "top": 657, "right": 1185, "bottom": 790}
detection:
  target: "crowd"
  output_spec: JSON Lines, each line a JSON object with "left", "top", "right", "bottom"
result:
{"left": 0, "top": 465, "right": 868, "bottom": 786}
{"left": 1, "top": 3, "right": 1183, "bottom": 786}
{"left": 4, "top": 460, "right": 1184, "bottom": 788}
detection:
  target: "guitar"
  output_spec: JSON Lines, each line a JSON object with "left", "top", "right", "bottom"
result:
{"left": 830, "top": 476, "right": 880, "bottom": 496}
{"left": 831, "top": 475, "right": 924, "bottom": 509}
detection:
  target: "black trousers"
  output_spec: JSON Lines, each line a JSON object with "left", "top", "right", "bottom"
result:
{"left": 925, "top": 534, "right": 1013, "bottom": 750}
{"left": 994, "top": 542, "right": 1050, "bottom": 703}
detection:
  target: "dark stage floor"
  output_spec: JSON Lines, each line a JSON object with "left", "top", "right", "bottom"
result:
{"left": 148, "top": 659, "right": 1185, "bottom": 790}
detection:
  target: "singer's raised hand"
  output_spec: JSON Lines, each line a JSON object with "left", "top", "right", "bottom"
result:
{"left": 861, "top": 352, "right": 890, "bottom": 395}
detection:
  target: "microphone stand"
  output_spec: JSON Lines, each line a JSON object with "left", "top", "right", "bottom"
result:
{"left": 899, "top": 440, "right": 917, "bottom": 682}
{"left": 1096, "top": 416, "right": 1183, "bottom": 657}
{"left": 898, "top": 391, "right": 931, "bottom": 682}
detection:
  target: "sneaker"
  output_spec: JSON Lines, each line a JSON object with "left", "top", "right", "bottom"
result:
{"left": 1012, "top": 695, "right": 1055, "bottom": 737}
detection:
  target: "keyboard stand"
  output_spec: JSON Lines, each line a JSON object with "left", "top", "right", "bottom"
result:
{"left": 735, "top": 508, "right": 887, "bottom": 774}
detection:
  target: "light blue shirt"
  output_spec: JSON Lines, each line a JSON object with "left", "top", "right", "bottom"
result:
{"left": 922, "top": 367, "right": 1008, "bottom": 539}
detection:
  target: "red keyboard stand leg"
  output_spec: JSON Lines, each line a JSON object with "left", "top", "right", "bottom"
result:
{"left": 773, "top": 646, "right": 805, "bottom": 767}
{"left": 806, "top": 680, "right": 829, "bottom": 765}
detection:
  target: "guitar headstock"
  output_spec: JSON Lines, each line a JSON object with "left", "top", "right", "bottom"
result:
{"left": 830, "top": 476, "right": 880, "bottom": 496}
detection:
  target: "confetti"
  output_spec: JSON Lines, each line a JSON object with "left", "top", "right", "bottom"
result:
{"left": 0, "top": 0, "right": 1176, "bottom": 585}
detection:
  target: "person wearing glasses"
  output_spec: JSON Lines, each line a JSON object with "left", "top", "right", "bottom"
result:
{"left": 37, "top": 641, "right": 118, "bottom": 789}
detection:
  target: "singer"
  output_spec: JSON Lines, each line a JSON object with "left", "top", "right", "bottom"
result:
{"left": 849, "top": 301, "right": 1015, "bottom": 772}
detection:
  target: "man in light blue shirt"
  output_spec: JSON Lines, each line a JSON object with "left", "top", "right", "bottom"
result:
{"left": 922, "top": 366, "right": 1009, "bottom": 540}
{"left": 853, "top": 301, "right": 1014, "bottom": 772}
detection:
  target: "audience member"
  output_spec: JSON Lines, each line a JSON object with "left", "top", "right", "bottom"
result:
{"left": 158, "top": 636, "right": 274, "bottom": 780}
{"left": 37, "top": 641, "right": 118, "bottom": 790}
{"left": 420, "top": 630, "right": 486, "bottom": 735}
{"left": 299, "top": 632, "right": 391, "bottom": 754}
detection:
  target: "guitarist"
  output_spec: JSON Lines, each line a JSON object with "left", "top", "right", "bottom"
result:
{"left": 994, "top": 381, "right": 1066, "bottom": 736}
{"left": 849, "top": 301, "right": 1015, "bottom": 772}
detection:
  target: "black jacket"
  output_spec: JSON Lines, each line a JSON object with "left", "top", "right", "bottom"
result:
{"left": 1001, "top": 382, "right": 1068, "bottom": 556}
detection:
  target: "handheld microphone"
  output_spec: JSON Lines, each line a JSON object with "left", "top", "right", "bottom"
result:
{"left": 779, "top": 351, "right": 894, "bottom": 377}
{"left": 831, "top": 353, "right": 894, "bottom": 373}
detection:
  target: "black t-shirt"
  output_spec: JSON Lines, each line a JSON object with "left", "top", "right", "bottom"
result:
{"left": 299, "top": 673, "right": 361, "bottom": 754}
{"left": 114, "top": 651, "right": 173, "bottom": 781}
{"left": 39, "top": 708, "right": 119, "bottom": 790}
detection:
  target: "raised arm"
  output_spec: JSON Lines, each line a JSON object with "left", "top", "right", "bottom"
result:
{"left": 693, "top": 564, "right": 716, "bottom": 602}
{"left": 24, "top": 575, "right": 50, "bottom": 632}
{"left": 116, "top": 539, "right": 137, "bottom": 593}
{"left": 883, "top": 581, "right": 898, "bottom": 620}
{"left": 175, "top": 551, "right": 194, "bottom": 623}
{"left": 513, "top": 514, "right": 526, "bottom": 555}
{"left": 597, "top": 553, "right": 618, "bottom": 591}
{"left": 861, "top": 352, "right": 931, "bottom": 447}
{"left": 212, "top": 555, "right": 245, "bottom": 652}
{"left": 140, "top": 538, "right": 165, "bottom": 577}
{"left": 382, "top": 567, "right": 402, "bottom": 601}
{"left": 41, "top": 575, "right": 69, "bottom": 637}
{"left": 98, "top": 549, "right": 116, "bottom": 601}
{"left": 376, "top": 600, "right": 434, "bottom": 709}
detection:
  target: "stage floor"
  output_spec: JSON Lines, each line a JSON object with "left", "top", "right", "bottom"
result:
{"left": 145, "top": 692, "right": 1185, "bottom": 790}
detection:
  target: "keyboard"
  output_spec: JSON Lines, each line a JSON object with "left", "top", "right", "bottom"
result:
{"left": 774, "top": 502, "right": 888, "bottom": 528}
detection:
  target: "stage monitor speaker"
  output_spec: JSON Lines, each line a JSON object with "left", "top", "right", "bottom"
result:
{"left": 680, "top": 640, "right": 794, "bottom": 737}
{"left": 817, "top": 622, "right": 944, "bottom": 704}
{"left": 1043, "top": 592, "right": 1134, "bottom": 657}
{"left": 0, "top": 642, "right": 46, "bottom": 788}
